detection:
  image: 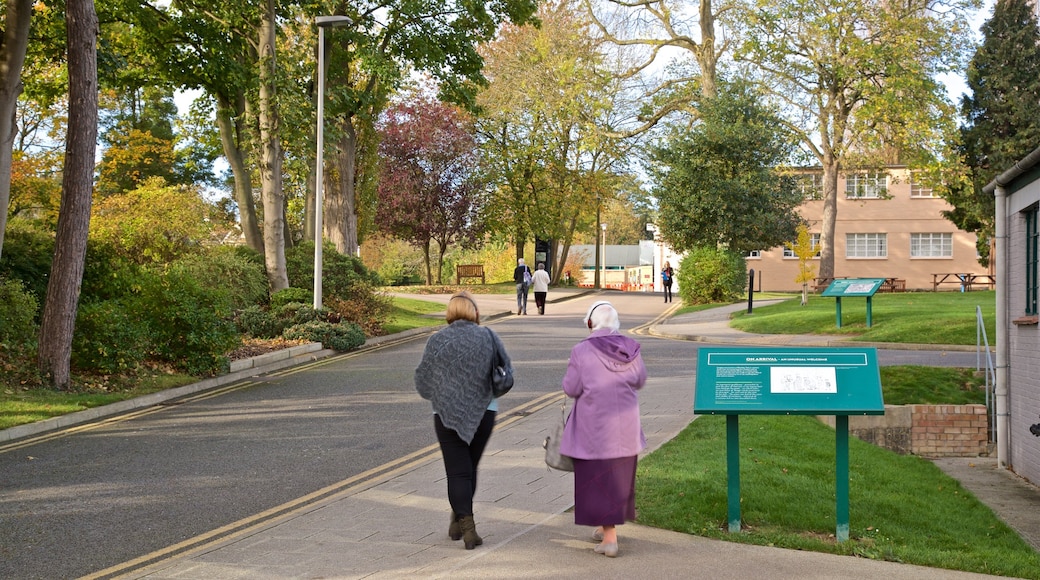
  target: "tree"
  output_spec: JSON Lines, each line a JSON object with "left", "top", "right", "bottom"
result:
{"left": 581, "top": 0, "right": 725, "bottom": 133}
{"left": 734, "top": 0, "right": 977, "bottom": 279}
{"left": 95, "top": 86, "right": 217, "bottom": 197}
{"left": 477, "top": 0, "right": 628, "bottom": 282}
{"left": 787, "top": 224, "right": 817, "bottom": 305}
{"left": 648, "top": 79, "right": 803, "bottom": 255}
{"left": 942, "top": 0, "right": 1040, "bottom": 264}
{"left": 314, "top": 0, "right": 538, "bottom": 261}
{"left": 90, "top": 177, "right": 216, "bottom": 264}
{"left": 375, "top": 95, "right": 483, "bottom": 284}
{"left": 37, "top": 0, "right": 98, "bottom": 389}
{"left": 0, "top": 0, "right": 34, "bottom": 260}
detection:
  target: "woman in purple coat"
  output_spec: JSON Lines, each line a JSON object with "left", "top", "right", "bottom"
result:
{"left": 560, "top": 300, "right": 647, "bottom": 558}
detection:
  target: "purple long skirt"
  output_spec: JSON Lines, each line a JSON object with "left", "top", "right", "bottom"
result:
{"left": 572, "top": 455, "right": 637, "bottom": 526}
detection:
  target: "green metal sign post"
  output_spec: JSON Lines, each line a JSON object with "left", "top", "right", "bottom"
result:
{"left": 820, "top": 278, "right": 886, "bottom": 328}
{"left": 694, "top": 347, "right": 884, "bottom": 542}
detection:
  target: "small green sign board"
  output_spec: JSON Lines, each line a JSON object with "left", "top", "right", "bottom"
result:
{"left": 819, "top": 278, "right": 887, "bottom": 328}
{"left": 820, "top": 278, "right": 886, "bottom": 297}
{"left": 694, "top": 347, "right": 884, "bottom": 415}
{"left": 693, "top": 346, "right": 884, "bottom": 542}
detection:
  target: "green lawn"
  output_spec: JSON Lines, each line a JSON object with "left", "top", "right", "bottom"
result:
{"left": 729, "top": 291, "right": 995, "bottom": 345}
{"left": 637, "top": 415, "right": 1040, "bottom": 579}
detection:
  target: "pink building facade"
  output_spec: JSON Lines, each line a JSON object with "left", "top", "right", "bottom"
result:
{"left": 746, "top": 167, "right": 985, "bottom": 292}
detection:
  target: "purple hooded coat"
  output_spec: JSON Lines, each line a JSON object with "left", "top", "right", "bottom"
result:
{"left": 560, "top": 329, "right": 647, "bottom": 460}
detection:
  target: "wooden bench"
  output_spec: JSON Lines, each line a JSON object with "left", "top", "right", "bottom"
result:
{"left": 878, "top": 278, "right": 906, "bottom": 292}
{"left": 813, "top": 276, "right": 847, "bottom": 293}
{"left": 456, "top": 264, "right": 485, "bottom": 285}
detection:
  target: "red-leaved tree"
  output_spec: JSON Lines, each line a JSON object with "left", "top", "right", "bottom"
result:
{"left": 375, "top": 94, "right": 484, "bottom": 284}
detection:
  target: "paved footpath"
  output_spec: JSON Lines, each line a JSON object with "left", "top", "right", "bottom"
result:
{"left": 109, "top": 373, "right": 1020, "bottom": 580}
{"left": 90, "top": 295, "right": 1038, "bottom": 580}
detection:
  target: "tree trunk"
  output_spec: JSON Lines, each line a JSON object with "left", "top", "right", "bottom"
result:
{"left": 214, "top": 92, "right": 263, "bottom": 253}
{"left": 328, "top": 118, "right": 359, "bottom": 256}
{"left": 256, "top": 0, "right": 288, "bottom": 291}
{"left": 0, "top": 0, "right": 33, "bottom": 261}
{"left": 422, "top": 242, "right": 433, "bottom": 285}
{"left": 698, "top": 0, "right": 717, "bottom": 99}
{"left": 37, "top": 0, "right": 98, "bottom": 390}
{"left": 819, "top": 158, "right": 839, "bottom": 280}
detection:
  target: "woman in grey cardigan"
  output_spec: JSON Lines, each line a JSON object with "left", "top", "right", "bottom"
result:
{"left": 415, "top": 292, "right": 511, "bottom": 549}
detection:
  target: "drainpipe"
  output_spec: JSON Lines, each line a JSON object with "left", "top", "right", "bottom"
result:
{"left": 994, "top": 185, "right": 1009, "bottom": 467}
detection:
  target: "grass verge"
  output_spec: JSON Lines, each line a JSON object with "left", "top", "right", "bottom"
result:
{"left": 636, "top": 414, "right": 1040, "bottom": 579}
{"left": 729, "top": 291, "right": 995, "bottom": 345}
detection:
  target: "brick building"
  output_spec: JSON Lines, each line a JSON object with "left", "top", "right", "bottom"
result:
{"left": 984, "top": 148, "right": 1040, "bottom": 486}
{"left": 746, "top": 167, "right": 985, "bottom": 292}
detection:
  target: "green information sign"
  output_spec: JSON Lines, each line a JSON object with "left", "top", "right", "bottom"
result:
{"left": 694, "top": 347, "right": 884, "bottom": 415}
{"left": 694, "top": 347, "right": 884, "bottom": 542}
{"left": 820, "top": 278, "right": 887, "bottom": 328}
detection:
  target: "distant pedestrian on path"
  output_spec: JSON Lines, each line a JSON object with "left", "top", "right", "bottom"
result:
{"left": 513, "top": 258, "right": 532, "bottom": 315}
{"left": 415, "top": 292, "right": 511, "bottom": 550}
{"left": 661, "top": 261, "right": 674, "bottom": 303}
{"left": 560, "top": 300, "right": 647, "bottom": 558}
{"left": 531, "top": 262, "right": 551, "bottom": 315}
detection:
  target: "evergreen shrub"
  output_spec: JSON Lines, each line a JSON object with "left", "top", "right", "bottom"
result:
{"left": 677, "top": 246, "right": 747, "bottom": 304}
{"left": 283, "top": 321, "right": 366, "bottom": 352}
{"left": 0, "top": 222, "right": 53, "bottom": 304}
{"left": 285, "top": 241, "right": 380, "bottom": 302}
{"left": 271, "top": 288, "right": 312, "bottom": 310}
{"left": 171, "top": 248, "right": 270, "bottom": 310}
{"left": 235, "top": 305, "right": 284, "bottom": 339}
{"left": 0, "top": 277, "right": 39, "bottom": 347}
{"left": 72, "top": 300, "right": 148, "bottom": 373}
{"left": 136, "top": 268, "right": 238, "bottom": 376}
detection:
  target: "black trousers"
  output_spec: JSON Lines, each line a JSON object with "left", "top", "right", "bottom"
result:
{"left": 434, "top": 410, "right": 496, "bottom": 516}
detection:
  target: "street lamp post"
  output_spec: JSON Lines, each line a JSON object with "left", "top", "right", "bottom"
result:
{"left": 601, "top": 222, "right": 607, "bottom": 289}
{"left": 313, "top": 15, "right": 352, "bottom": 310}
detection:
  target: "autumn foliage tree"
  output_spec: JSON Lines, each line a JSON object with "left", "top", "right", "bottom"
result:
{"left": 375, "top": 95, "right": 484, "bottom": 284}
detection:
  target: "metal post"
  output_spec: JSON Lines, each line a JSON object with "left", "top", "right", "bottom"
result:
{"left": 313, "top": 16, "right": 352, "bottom": 310}
{"left": 726, "top": 415, "right": 741, "bottom": 533}
{"left": 747, "top": 269, "right": 755, "bottom": 314}
{"left": 313, "top": 24, "right": 327, "bottom": 310}
{"left": 836, "top": 415, "right": 850, "bottom": 542}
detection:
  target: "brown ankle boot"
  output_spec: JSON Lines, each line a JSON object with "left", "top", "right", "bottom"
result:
{"left": 448, "top": 511, "right": 462, "bottom": 541}
{"left": 459, "top": 515, "right": 482, "bottom": 549}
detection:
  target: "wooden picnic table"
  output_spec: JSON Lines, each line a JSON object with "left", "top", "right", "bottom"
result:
{"left": 932, "top": 273, "right": 995, "bottom": 292}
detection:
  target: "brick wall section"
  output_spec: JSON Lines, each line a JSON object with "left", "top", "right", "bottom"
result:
{"left": 910, "top": 404, "right": 989, "bottom": 458}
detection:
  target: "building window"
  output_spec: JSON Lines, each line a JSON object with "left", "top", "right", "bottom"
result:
{"left": 846, "top": 233, "right": 887, "bottom": 258}
{"left": 910, "top": 175, "right": 935, "bottom": 198}
{"left": 846, "top": 172, "right": 887, "bottom": 199}
{"left": 746, "top": 250, "right": 761, "bottom": 259}
{"left": 1027, "top": 206, "right": 1038, "bottom": 316}
{"left": 783, "top": 233, "right": 821, "bottom": 258}
{"left": 910, "top": 233, "right": 952, "bottom": 258}
{"left": 796, "top": 173, "right": 823, "bottom": 201}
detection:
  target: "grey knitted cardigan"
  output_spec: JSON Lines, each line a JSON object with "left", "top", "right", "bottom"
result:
{"left": 415, "top": 320, "right": 509, "bottom": 443}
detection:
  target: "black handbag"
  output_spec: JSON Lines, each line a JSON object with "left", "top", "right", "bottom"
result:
{"left": 488, "top": 328, "right": 514, "bottom": 397}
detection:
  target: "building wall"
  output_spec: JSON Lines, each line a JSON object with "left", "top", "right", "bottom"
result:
{"left": 1006, "top": 180, "right": 1040, "bottom": 486}
{"left": 747, "top": 167, "right": 983, "bottom": 292}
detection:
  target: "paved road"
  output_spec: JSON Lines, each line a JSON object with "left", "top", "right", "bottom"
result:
{"left": 0, "top": 291, "right": 983, "bottom": 579}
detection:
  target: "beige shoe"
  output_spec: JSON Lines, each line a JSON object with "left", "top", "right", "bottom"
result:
{"left": 594, "top": 542, "right": 618, "bottom": 557}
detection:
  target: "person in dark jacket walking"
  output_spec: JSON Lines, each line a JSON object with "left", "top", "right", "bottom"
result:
{"left": 560, "top": 300, "right": 647, "bottom": 558}
{"left": 513, "top": 258, "right": 532, "bottom": 315}
{"left": 661, "top": 261, "right": 674, "bottom": 303}
{"left": 415, "top": 292, "right": 511, "bottom": 549}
